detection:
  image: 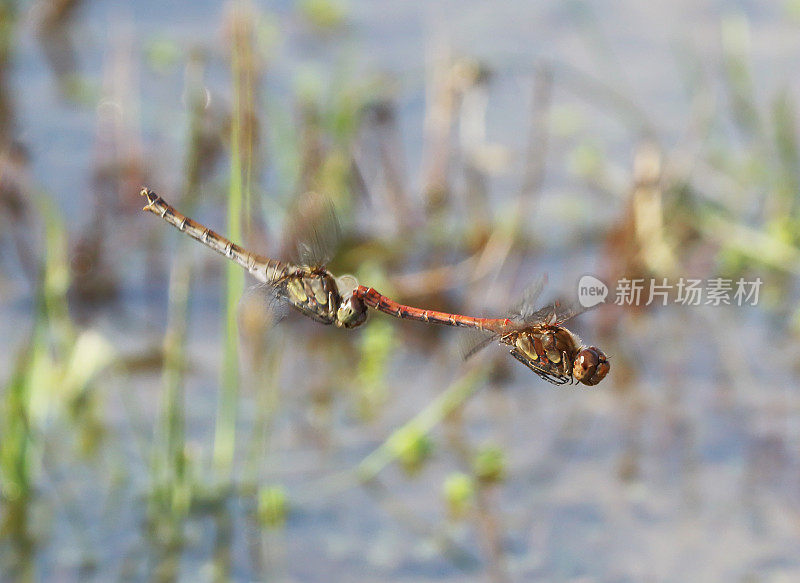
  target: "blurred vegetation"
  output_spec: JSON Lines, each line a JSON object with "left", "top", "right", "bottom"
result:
{"left": 0, "top": 0, "right": 798, "bottom": 580}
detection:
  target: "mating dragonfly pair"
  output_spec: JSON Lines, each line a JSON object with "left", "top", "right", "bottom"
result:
{"left": 140, "top": 188, "right": 609, "bottom": 386}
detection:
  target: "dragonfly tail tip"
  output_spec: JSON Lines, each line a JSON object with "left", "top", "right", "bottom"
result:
{"left": 139, "top": 187, "right": 158, "bottom": 211}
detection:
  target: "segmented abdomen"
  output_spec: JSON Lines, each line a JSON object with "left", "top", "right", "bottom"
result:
{"left": 140, "top": 187, "right": 291, "bottom": 284}
{"left": 354, "top": 286, "right": 513, "bottom": 333}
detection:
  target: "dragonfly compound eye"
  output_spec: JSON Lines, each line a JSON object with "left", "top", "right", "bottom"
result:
{"left": 337, "top": 294, "right": 368, "bottom": 328}
{"left": 573, "top": 347, "right": 609, "bottom": 386}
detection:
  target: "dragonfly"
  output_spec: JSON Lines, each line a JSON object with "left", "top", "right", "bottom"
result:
{"left": 140, "top": 187, "right": 368, "bottom": 328}
{"left": 353, "top": 284, "right": 609, "bottom": 386}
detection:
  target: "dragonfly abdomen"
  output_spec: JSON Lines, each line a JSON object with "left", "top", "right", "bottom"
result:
{"left": 141, "top": 188, "right": 294, "bottom": 284}
{"left": 354, "top": 286, "right": 512, "bottom": 332}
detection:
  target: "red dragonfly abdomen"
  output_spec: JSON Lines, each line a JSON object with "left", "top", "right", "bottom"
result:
{"left": 354, "top": 286, "right": 513, "bottom": 334}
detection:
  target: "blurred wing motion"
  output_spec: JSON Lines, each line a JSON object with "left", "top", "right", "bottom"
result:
{"left": 280, "top": 190, "right": 342, "bottom": 269}
{"left": 512, "top": 274, "right": 548, "bottom": 322}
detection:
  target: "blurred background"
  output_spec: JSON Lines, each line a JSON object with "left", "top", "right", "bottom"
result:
{"left": 1, "top": 0, "right": 800, "bottom": 581}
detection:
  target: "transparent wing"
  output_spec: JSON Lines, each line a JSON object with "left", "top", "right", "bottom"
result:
{"left": 524, "top": 298, "right": 592, "bottom": 326}
{"left": 240, "top": 281, "right": 293, "bottom": 328}
{"left": 458, "top": 275, "right": 548, "bottom": 360}
{"left": 508, "top": 275, "right": 597, "bottom": 326}
{"left": 510, "top": 274, "right": 548, "bottom": 322}
{"left": 280, "top": 191, "right": 341, "bottom": 268}
{"left": 458, "top": 328, "right": 497, "bottom": 361}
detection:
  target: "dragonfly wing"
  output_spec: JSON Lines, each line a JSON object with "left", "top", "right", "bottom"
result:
{"left": 244, "top": 279, "right": 338, "bottom": 327}
{"left": 458, "top": 328, "right": 497, "bottom": 361}
{"left": 510, "top": 275, "right": 598, "bottom": 326}
{"left": 552, "top": 300, "right": 592, "bottom": 324}
{"left": 281, "top": 191, "right": 341, "bottom": 268}
{"left": 239, "top": 282, "right": 293, "bottom": 338}
{"left": 457, "top": 277, "right": 548, "bottom": 362}
{"left": 524, "top": 298, "right": 592, "bottom": 326}
{"left": 511, "top": 274, "right": 548, "bottom": 321}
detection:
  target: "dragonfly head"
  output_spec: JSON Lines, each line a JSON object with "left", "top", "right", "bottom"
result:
{"left": 336, "top": 292, "right": 368, "bottom": 328}
{"left": 335, "top": 275, "right": 368, "bottom": 328}
{"left": 572, "top": 346, "right": 610, "bottom": 386}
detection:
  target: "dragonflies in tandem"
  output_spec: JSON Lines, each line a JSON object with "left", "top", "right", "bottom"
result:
{"left": 353, "top": 284, "right": 609, "bottom": 386}
{"left": 141, "top": 187, "right": 608, "bottom": 386}
{"left": 140, "top": 187, "right": 368, "bottom": 328}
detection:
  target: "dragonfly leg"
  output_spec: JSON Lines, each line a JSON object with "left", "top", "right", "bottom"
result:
{"left": 509, "top": 347, "right": 570, "bottom": 385}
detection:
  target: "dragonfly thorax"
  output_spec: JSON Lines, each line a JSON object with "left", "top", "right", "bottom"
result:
{"left": 275, "top": 270, "right": 343, "bottom": 326}
{"left": 275, "top": 269, "right": 368, "bottom": 328}
{"left": 504, "top": 327, "right": 578, "bottom": 385}
{"left": 334, "top": 275, "right": 368, "bottom": 328}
